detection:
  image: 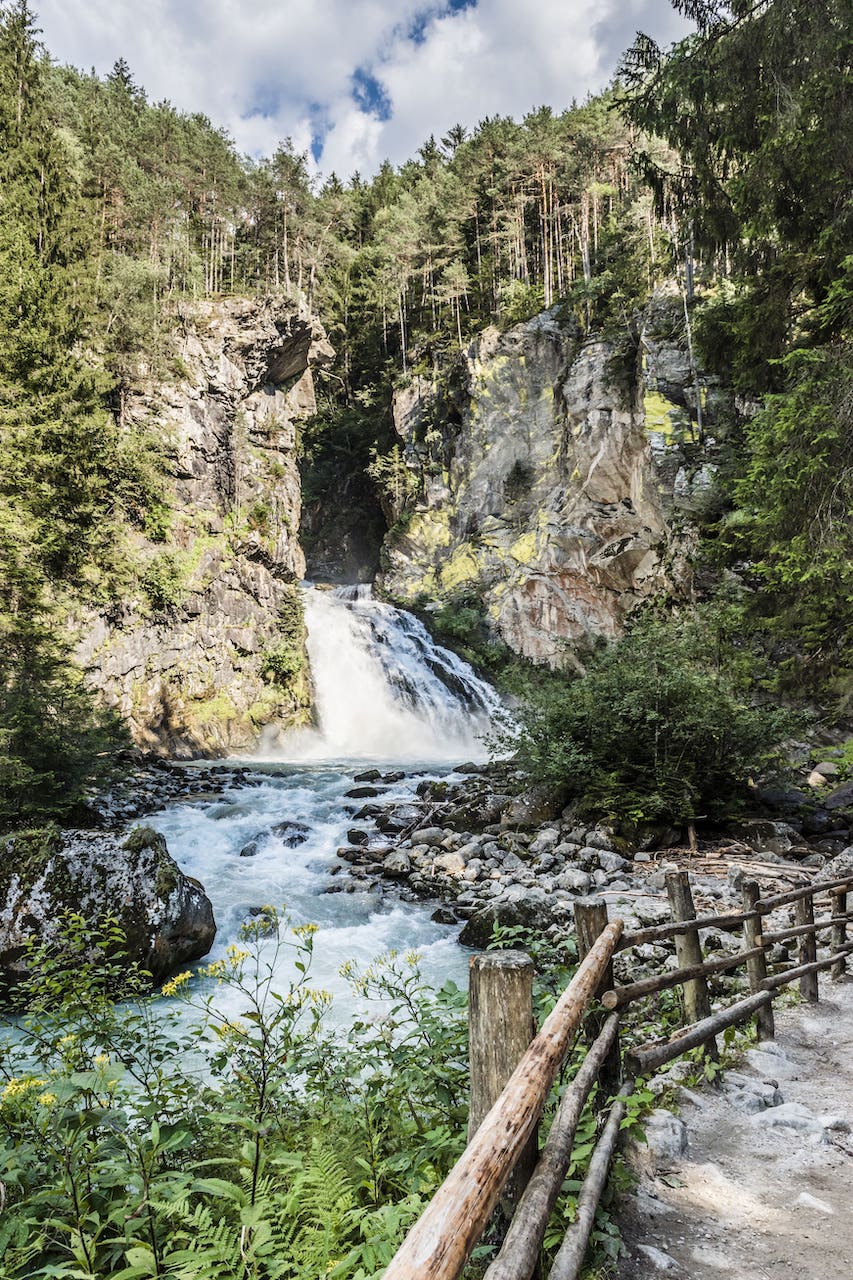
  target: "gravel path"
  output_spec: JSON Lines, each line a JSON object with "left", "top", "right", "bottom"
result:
{"left": 617, "top": 977, "right": 853, "bottom": 1279}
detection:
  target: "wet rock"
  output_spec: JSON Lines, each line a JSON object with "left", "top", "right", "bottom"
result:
{"left": 269, "top": 820, "right": 311, "bottom": 847}
{"left": 347, "top": 828, "right": 370, "bottom": 846}
{"left": 0, "top": 826, "right": 216, "bottom": 991}
{"left": 345, "top": 786, "right": 381, "bottom": 799}
{"left": 382, "top": 851, "right": 412, "bottom": 877}
{"left": 430, "top": 907, "right": 457, "bottom": 925}
{"left": 377, "top": 804, "right": 423, "bottom": 833}
{"left": 353, "top": 769, "right": 382, "bottom": 783}
{"left": 336, "top": 845, "right": 379, "bottom": 866}
{"left": 238, "top": 840, "right": 260, "bottom": 858}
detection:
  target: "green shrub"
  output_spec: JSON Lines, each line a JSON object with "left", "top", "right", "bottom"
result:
{"left": 502, "top": 609, "right": 796, "bottom": 826}
{"left": 139, "top": 550, "right": 188, "bottom": 612}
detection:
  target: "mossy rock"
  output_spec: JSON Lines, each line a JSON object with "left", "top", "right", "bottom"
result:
{"left": 0, "top": 826, "right": 216, "bottom": 996}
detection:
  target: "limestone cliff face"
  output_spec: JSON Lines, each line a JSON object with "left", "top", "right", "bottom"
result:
{"left": 378, "top": 300, "right": 704, "bottom": 665}
{"left": 77, "top": 297, "right": 333, "bottom": 756}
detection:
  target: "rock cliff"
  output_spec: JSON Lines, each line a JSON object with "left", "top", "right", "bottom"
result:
{"left": 76, "top": 297, "right": 333, "bottom": 755}
{"left": 378, "top": 294, "right": 718, "bottom": 665}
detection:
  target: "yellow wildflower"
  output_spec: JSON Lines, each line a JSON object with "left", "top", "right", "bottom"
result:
{"left": 204, "top": 959, "right": 227, "bottom": 978}
{"left": 2, "top": 1077, "right": 45, "bottom": 1101}
{"left": 94, "top": 1054, "right": 109, "bottom": 1068}
{"left": 225, "top": 944, "right": 250, "bottom": 966}
{"left": 161, "top": 970, "right": 193, "bottom": 997}
{"left": 37, "top": 1093, "right": 57, "bottom": 1106}
{"left": 292, "top": 922, "right": 318, "bottom": 939}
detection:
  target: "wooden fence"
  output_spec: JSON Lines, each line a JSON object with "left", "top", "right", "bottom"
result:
{"left": 382, "top": 868, "right": 853, "bottom": 1280}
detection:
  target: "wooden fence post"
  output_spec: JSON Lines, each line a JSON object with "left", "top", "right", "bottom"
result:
{"left": 831, "top": 888, "right": 848, "bottom": 980}
{"left": 664, "top": 870, "right": 717, "bottom": 1059}
{"left": 794, "top": 891, "right": 819, "bottom": 1002}
{"left": 742, "top": 880, "right": 775, "bottom": 1040}
{"left": 574, "top": 899, "right": 621, "bottom": 1100}
{"left": 468, "top": 951, "right": 536, "bottom": 1210}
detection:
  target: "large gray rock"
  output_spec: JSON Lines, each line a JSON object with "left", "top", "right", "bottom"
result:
{"left": 74, "top": 296, "right": 334, "bottom": 756}
{"left": 377, "top": 303, "right": 693, "bottom": 666}
{"left": 0, "top": 826, "right": 216, "bottom": 990}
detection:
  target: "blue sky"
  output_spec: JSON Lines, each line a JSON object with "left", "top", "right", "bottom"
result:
{"left": 36, "top": 1, "right": 690, "bottom": 176}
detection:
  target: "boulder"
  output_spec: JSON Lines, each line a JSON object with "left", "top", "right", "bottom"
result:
{"left": 432, "top": 851, "right": 466, "bottom": 878}
{"left": 382, "top": 850, "right": 412, "bottom": 877}
{"left": 0, "top": 825, "right": 216, "bottom": 991}
{"left": 825, "top": 781, "right": 853, "bottom": 811}
{"left": 269, "top": 820, "right": 311, "bottom": 847}
{"left": 458, "top": 886, "right": 564, "bottom": 947}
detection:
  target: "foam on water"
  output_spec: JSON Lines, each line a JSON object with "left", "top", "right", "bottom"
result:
{"left": 266, "top": 584, "right": 502, "bottom": 763}
{"left": 145, "top": 586, "right": 506, "bottom": 1014}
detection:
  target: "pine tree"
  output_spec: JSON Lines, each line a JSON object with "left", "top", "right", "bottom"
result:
{"left": 0, "top": 1, "right": 125, "bottom": 826}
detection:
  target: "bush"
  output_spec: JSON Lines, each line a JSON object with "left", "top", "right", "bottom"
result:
{"left": 0, "top": 912, "right": 469, "bottom": 1279}
{"left": 503, "top": 609, "right": 796, "bottom": 826}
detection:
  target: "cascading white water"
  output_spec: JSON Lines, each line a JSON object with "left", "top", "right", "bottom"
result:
{"left": 274, "top": 584, "right": 504, "bottom": 763}
{"left": 142, "top": 583, "right": 503, "bottom": 1010}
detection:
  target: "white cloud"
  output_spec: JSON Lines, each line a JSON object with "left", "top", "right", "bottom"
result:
{"left": 35, "top": 0, "right": 690, "bottom": 175}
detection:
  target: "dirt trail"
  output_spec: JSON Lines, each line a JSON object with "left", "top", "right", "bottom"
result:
{"left": 617, "top": 977, "right": 853, "bottom": 1279}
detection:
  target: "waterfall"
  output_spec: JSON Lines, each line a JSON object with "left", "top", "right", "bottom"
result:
{"left": 271, "top": 584, "right": 503, "bottom": 763}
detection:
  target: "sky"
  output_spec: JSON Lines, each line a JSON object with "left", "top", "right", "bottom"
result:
{"left": 36, "top": 0, "right": 691, "bottom": 177}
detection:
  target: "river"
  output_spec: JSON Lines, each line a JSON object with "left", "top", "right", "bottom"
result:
{"left": 143, "top": 585, "right": 504, "bottom": 1012}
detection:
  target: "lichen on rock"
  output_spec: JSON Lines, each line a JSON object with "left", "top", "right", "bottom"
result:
{"left": 75, "top": 296, "right": 332, "bottom": 756}
{"left": 378, "top": 304, "right": 693, "bottom": 666}
{"left": 0, "top": 825, "right": 216, "bottom": 991}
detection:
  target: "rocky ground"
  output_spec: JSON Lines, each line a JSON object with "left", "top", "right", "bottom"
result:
{"left": 618, "top": 979, "right": 853, "bottom": 1279}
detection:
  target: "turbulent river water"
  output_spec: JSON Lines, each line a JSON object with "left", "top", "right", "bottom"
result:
{"left": 145, "top": 585, "right": 504, "bottom": 1011}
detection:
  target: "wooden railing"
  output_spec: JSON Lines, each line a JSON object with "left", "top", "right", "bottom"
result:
{"left": 383, "top": 868, "right": 853, "bottom": 1280}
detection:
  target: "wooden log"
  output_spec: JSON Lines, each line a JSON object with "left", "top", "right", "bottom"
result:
{"left": 618, "top": 907, "right": 758, "bottom": 949}
{"left": 831, "top": 889, "right": 848, "bottom": 980}
{"left": 625, "top": 991, "right": 773, "bottom": 1077}
{"left": 483, "top": 1014, "right": 621, "bottom": 1280}
{"left": 756, "top": 875, "right": 853, "bottom": 912}
{"left": 546, "top": 1086, "right": 633, "bottom": 1280}
{"left": 574, "top": 899, "right": 620, "bottom": 1101}
{"left": 601, "top": 946, "right": 763, "bottom": 1010}
{"left": 757, "top": 913, "right": 853, "bottom": 946}
{"left": 761, "top": 941, "right": 853, "bottom": 991}
{"left": 665, "top": 870, "right": 717, "bottom": 1059}
{"left": 382, "top": 920, "right": 624, "bottom": 1280}
{"left": 794, "top": 893, "right": 819, "bottom": 1002}
{"left": 742, "top": 880, "right": 774, "bottom": 1040}
{"left": 468, "top": 951, "right": 536, "bottom": 1211}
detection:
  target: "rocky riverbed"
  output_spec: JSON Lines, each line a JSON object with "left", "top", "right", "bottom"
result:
{"left": 21, "top": 749, "right": 846, "bottom": 1000}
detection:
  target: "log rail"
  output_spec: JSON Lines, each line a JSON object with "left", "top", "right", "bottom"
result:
{"left": 382, "top": 869, "right": 853, "bottom": 1280}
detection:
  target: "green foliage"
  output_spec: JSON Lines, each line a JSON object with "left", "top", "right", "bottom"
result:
{"left": 139, "top": 550, "right": 188, "bottom": 613}
{"left": 0, "top": 912, "right": 470, "bottom": 1279}
{"left": 503, "top": 608, "right": 796, "bottom": 825}
{"left": 721, "top": 343, "right": 853, "bottom": 687}
{"left": 261, "top": 587, "right": 307, "bottom": 691}
{"left": 0, "top": 615, "right": 127, "bottom": 829}
{"left": 621, "top": 0, "right": 853, "bottom": 387}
